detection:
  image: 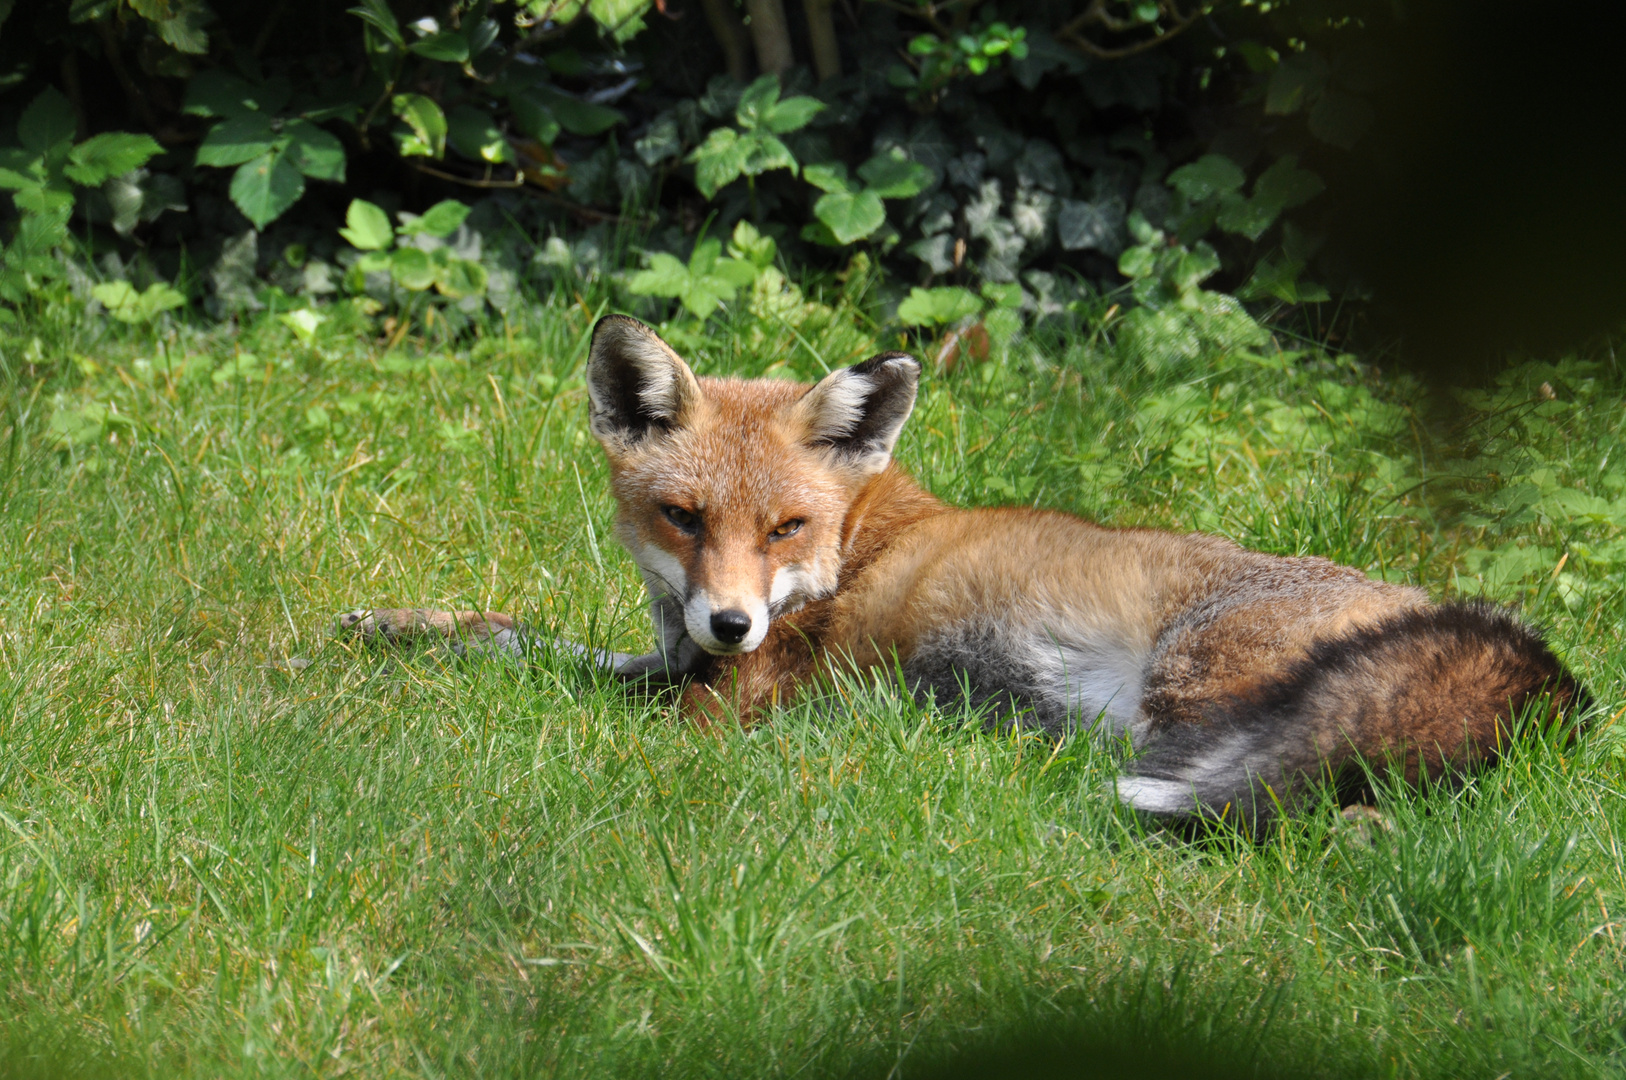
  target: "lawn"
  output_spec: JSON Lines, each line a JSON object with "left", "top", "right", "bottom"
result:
{"left": 2, "top": 288, "right": 1624, "bottom": 1079}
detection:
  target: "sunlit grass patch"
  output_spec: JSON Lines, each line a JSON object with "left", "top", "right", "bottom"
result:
{"left": 1, "top": 296, "right": 1623, "bottom": 1077}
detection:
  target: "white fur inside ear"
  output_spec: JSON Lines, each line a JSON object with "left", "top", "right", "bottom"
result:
{"left": 804, "top": 371, "right": 875, "bottom": 442}
{"left": 587, "top": 317, "right": 700, "bottom": 440}
{"left": 629, "top": 343, "right": 685, "bottom": 420}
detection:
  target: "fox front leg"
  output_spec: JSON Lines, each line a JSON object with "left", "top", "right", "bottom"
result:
{"left": 337, "top": 606, "right": 706, "bottom": 682}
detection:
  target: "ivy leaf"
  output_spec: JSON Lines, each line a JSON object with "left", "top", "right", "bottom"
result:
{"left": 1117, "top": 244, "right": 1158, "bottom": 279}
{"left": 857, "top": 152, "right": 932, "bottom": 199}
{"left": 229, "top": 148, "right": 304, "bottom": 228}
{"left": 62, "top": 132, "right": 162, "bottom": 186}
{"left": 18, "top": 87, "right": 76, "bottom": 155}
{"left": 400, "top": 199, "right": 471, "bottom": 238}
{"left": 689, "top": 127, "right": 748, "bottom": 199}
{"left": 447, "top": 105, "right": 513, "bottom": 164}
{"left": 802, "top": 162, "right": 854, "bottom": 194}
{"left": 1057, "top": 197, "right": 1125, "bottom": 253}
{"left": 391, "top": 94, "right": 446, "bottom": 158}
{"left": 284, "top": 120, "right": 346, "bottom": 181}
{"left": 896, "top": 285, "right": 982, "bottom": 327}
{"left": 339, "top": 199, "right": 393, "bottom": 250}
{"left": 814, "top": 188, "right": 886, "bottom": 244}
{"left": 196, "top": 114, "right": 279, "bottom": 168}
{"left": 1166, "top": 154, "right": 1245, "bottom": 201}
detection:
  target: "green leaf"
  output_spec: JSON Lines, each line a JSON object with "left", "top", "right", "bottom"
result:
{"left": 626, "top": 251, "right": 691, "bottom": 297}
{"left": 0, "top": 146, "right": 42, "bottom": 189}
{"left": 814, "top": 189, "right": 886, "bottom": 244}
{"left": 339, "top": 199, "right": 393, "bottom": 250}
{"left": 196, "top": 114, "right": 279, "bottom": 168}
{"left": 688, "top": 127, "right": 748, "bottom": 199}
{"left": 728, "top": 219, "right": 776, "bottom": 268}
{"left": 391, "top": 94, "right": 446, "bottom": 159}
{"left": 1117, "top": 244, "right": 1158, "bottom": 279}
{"left": 857, "top": 152, "right": 932, "bottom": 199}
{"left": 410, "top": 30, "right": 470, "bottom": 62}
{"left": 741, "top": 132, "right": 797, "bottom": 178}
{"left": 347, "top": 0, "right": 404, "bottom": 47}
{"left": 529, "top": 87, "right": 624, "bottom": 136}
{"left": 18, "top": 88, "right": 75, "bottom": 154}
{"left": 1264, "top": 51, "right": 1329, "bottom": 116}
{"left": 896, "top": 286, "right": 981, "bottom": 327}
{"left": 401, "top": 199, "right": 472, "bottom": 238}
{"left": 1252, "top": 155, "right": 1325, "bottom": 214}
{"left": 1214, "top": 193, "right": 1276, "bottom": 241}
{"left": 183, "top": 70, "right": 262, "bottom": 119}
{"left": 62, "top": 132, "right": 162, "bottom": 186}
{"left": 802, "top": 162, "right": 853, "bottom": 194}
{"left": 510, "top": 91, "right": 562, "bottom": 145}
{"left": 687, "top": 237, "right": 722, "bottom": 277}
{"left": 92, "top": 280, "right": 185, "bottom": 323}
{"left": 278, "top": 307, "right": 327, "bottom": 343}
{"left": 679, "top": 279, "right": 731, "bottom": 318}
{"left": 433, "top": 256, "right": 488, "bottom": 299}
{"left": 447, "top": 106, "right": 513, "bottom": 164}
{"left": 1168, "top": 241, "right": 1221, "bottom": 294}
{"left": 390, "top": 247, "right": 435, "bottom": 290}
{"left": 1166, "top": 154, "right": 1245, "bottom": 201}
{"left": 229, "top": 149, "right": 305, "bottom": 228}
{"left": 762, "top": 94, "right": 824, "bottom": 134}
{"left": 734, "top": 75, "right": 782, "bottom": 131}
{"left": 709, "top": 256, "right": 758, "bottom": 289}
{"left": 284, "top": 121, "right": 346, "bottom": 181}
{"left": 981, "top": 281, "right": 1024, "bottom": 308}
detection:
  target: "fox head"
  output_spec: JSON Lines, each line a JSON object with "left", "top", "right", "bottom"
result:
{"left": 585, "top": 315, "right": 920, "bottom": 658}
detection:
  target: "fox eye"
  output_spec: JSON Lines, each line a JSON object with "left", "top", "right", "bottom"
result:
{"left": 663, "top": 505, "right": 699, "bottom": 531}
{"left": 770, "top": 518, "right": 804, "bottom": 539}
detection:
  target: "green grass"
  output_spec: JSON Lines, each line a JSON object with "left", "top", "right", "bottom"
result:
{"left": 2, "top": 290, "right": 1625, "bottom": 1078}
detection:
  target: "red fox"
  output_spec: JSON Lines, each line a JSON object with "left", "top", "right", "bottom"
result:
{"left": 343, "top": 315, "right": 1587, "bottom": 832}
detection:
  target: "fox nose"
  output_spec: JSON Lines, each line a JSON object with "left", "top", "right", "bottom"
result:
{"left": 710, "top": 609, "right": 752, "bottom": 645}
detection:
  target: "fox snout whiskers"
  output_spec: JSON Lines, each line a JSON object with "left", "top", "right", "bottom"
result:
{"left": 681, "top": 589, "right": 769, "bottom": 655}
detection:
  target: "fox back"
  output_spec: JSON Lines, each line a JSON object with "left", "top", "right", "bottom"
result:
{"left": 585, "top": 316, "right": 1588, "bottom": 833}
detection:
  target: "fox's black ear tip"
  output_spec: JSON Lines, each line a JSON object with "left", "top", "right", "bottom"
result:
{"left": 592, "top": 313, "right": 653, "bottom": 339}
{"left": 853, "top": 351, "right": 922, "bottom": 379}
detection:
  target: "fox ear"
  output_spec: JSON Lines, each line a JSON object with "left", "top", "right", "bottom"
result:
{"left": 794, "top": 352, "right": 920, "bottom": 474}
{"left": 586, "top": 315, "right": 703, "bottom": 448}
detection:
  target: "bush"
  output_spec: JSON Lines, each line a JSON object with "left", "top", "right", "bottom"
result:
{"left": 0, "top": 0, "right": 1403, "bottom": 354}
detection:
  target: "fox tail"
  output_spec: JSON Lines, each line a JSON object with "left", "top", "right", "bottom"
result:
{"left": 1113, "top": 602, "right": 1589, "bottom": 835}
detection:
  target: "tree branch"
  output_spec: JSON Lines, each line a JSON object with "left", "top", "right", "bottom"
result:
{"left": 1057, "top": 0, "right": 1206, "bottom": 61}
